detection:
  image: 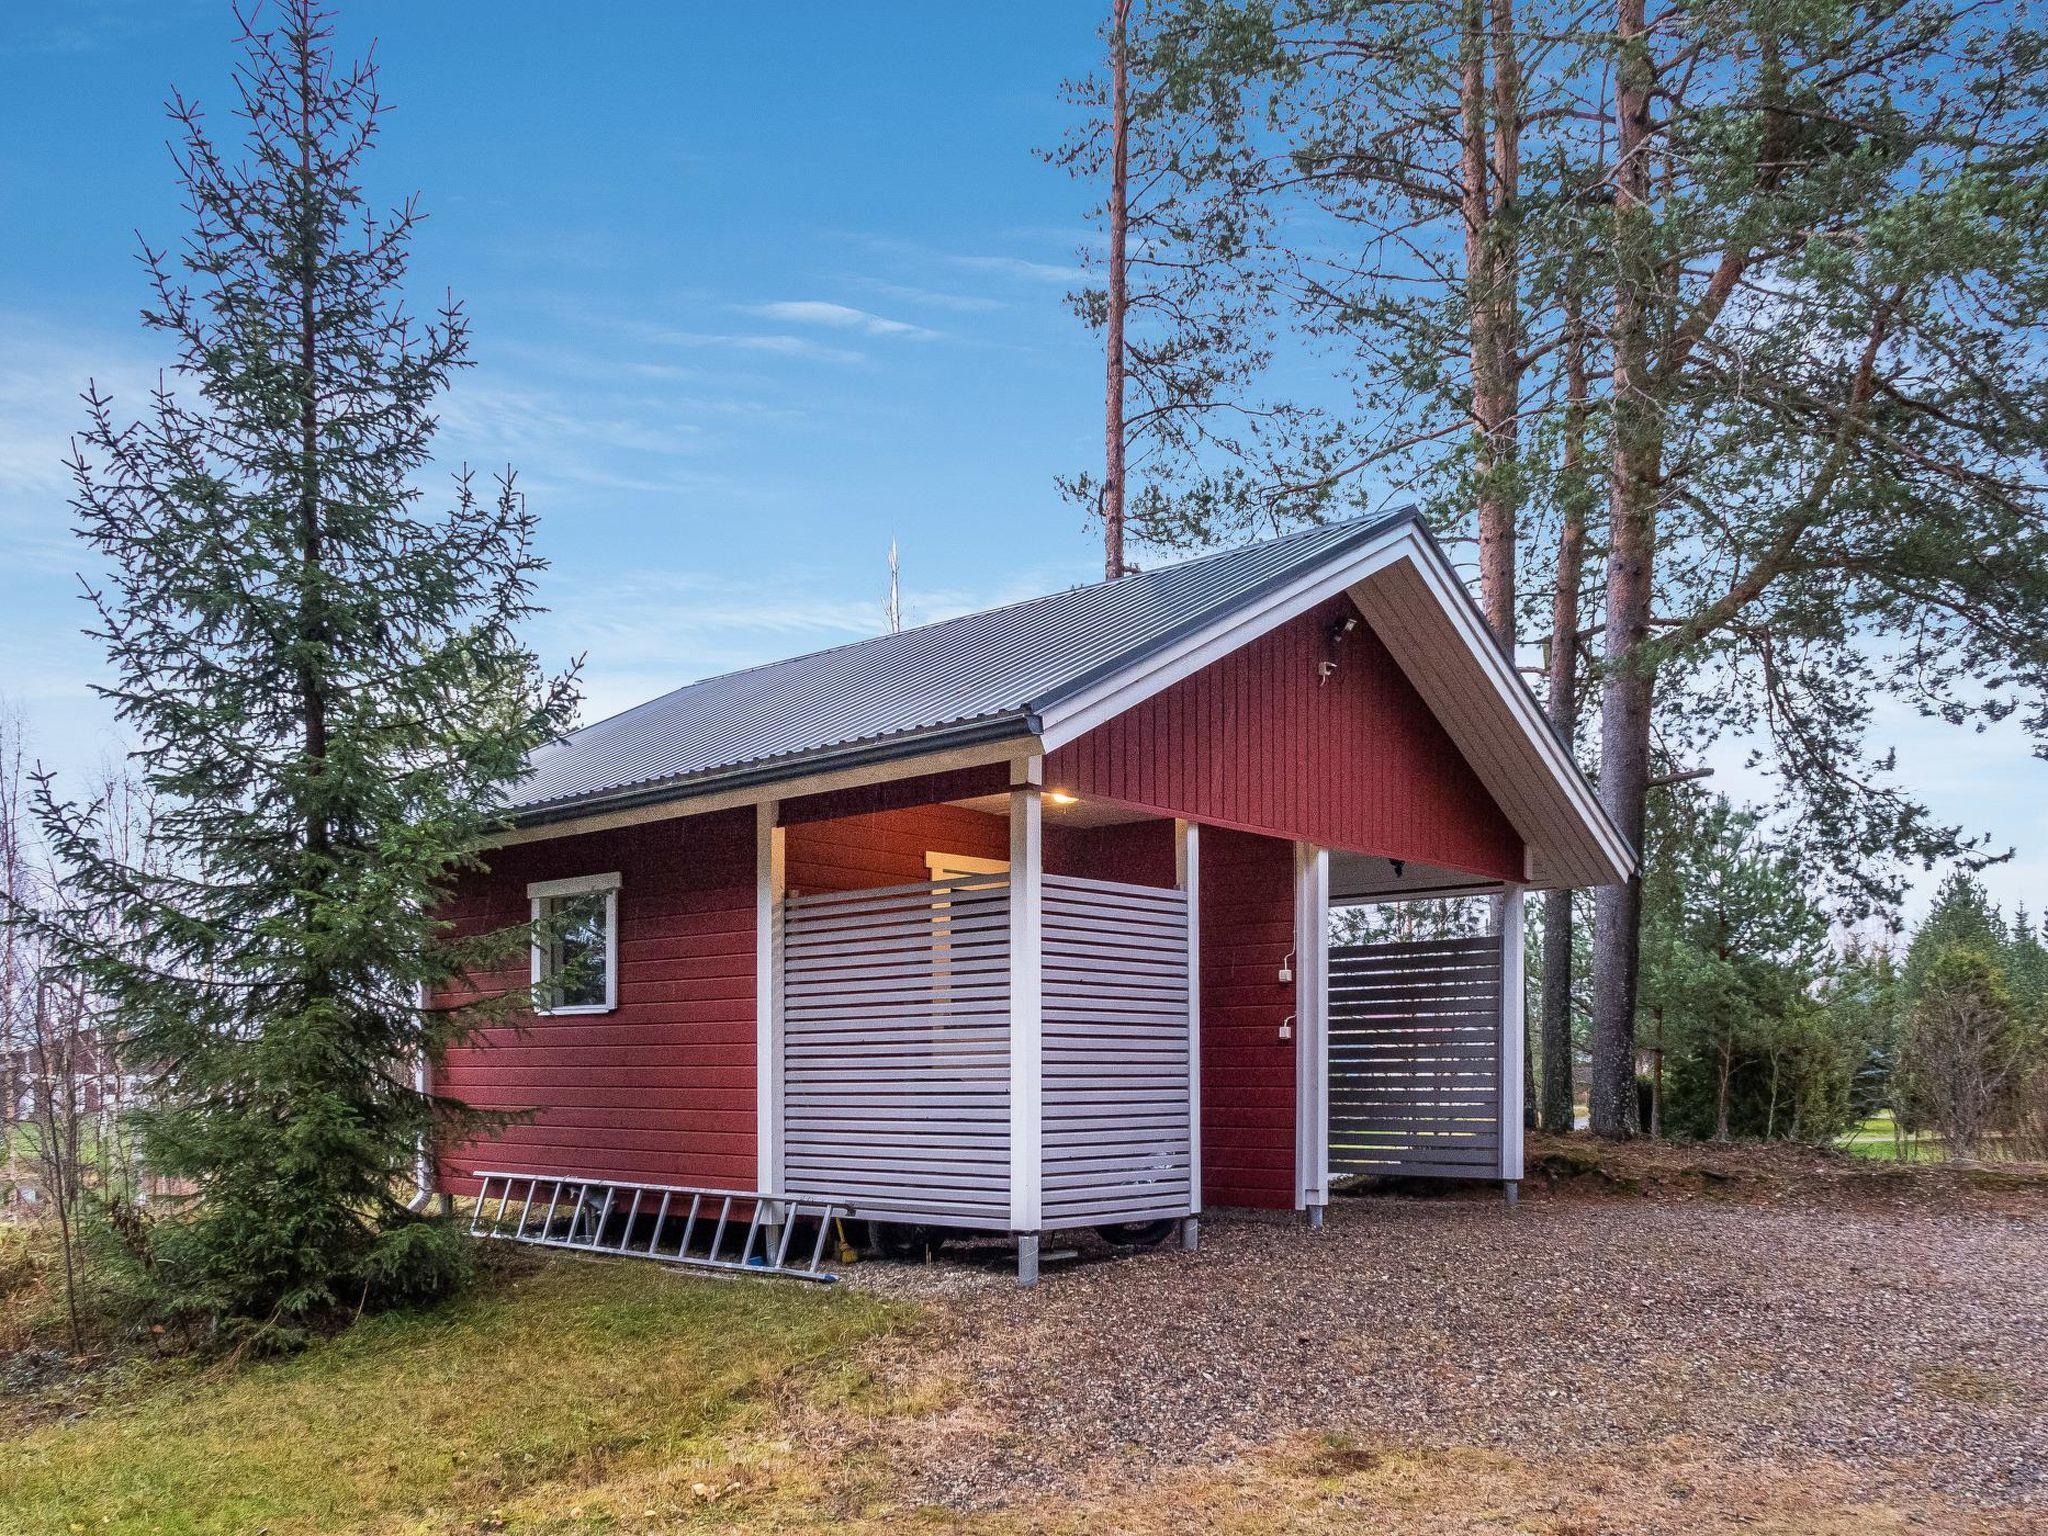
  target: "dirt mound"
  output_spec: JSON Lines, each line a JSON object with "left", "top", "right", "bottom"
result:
{"left": 1522, "top": 1131, "right": 2048, "bottom": 1210}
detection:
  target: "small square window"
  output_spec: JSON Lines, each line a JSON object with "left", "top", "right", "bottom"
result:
{"left": 528, "top": 873, "right": 620, "bottom": 1014}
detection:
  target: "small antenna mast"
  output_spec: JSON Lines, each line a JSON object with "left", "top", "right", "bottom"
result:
{"left": 885, "top": 537, "right": 902, "bottom": 634}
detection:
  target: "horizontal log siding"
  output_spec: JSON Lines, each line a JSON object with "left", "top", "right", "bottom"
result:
{"left": 784, "top": 802, "right": 1008, "bottom": 895}
{"left": 1045, "top": 599, "right": 1523, "bottom": 882}
{"left": 1199, "top": 827, "right": 1298, "bottom": 1209}
{"left": 436, "top": 810, "right": 758, "bottom": 1198}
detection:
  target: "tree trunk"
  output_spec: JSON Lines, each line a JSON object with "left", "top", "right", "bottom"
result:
{"left": 294, "top": 27, "right": 331, "bottom": 872}
{"left": 1102, "top": 0, "right": 1132, "bottom": 581}
{"left": 1461, "top": 0, "right": 1520, "bottom": 656}
{"left": 1650, "top": 1027, "right": 1664, "bottom": 1138}
{"left": 1715, "top": 1039, "right": 1733, "bottom": 1141}
{"left": 1538, "top": 300, "right": 1589, "bottom": 1133}
{"left": 1588, "top": 0, "right": 1658, "bottom": 1138}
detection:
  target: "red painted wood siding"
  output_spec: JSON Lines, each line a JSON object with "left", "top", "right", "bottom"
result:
{"left": 435, "top": 810, "right": 758, "bottom": 1197}
{"left": 779, "top": 763, "right": 1009, "bottom": 828}
{"left": 1199, "top": 827, "right": 1298, "bottom": 1209}
{"left": 784, "top": 802, "right": 1008, "bottom": 895}
{"left": 1047, "top": 816, "right": 1178, "bottom": 889}
{"left": 1046, "top": 600, "right": 1523, "bottom": 881}
{"left": 783, "top": 799, "right": 1180, "bottom": 895}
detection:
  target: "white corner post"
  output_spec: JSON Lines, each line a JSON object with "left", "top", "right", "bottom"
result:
{"left": 1175, "top": 819, "right": 1202, "bottom": 1252}
{"left": 1293, "top": 842, "right": 1330, "bottom": 1223}
{"left": 1498, "top": 883, "right": 1526, "bottom": 1199}
{"left": 1009, "top": 756, "right": 1045, "bottom": 1285}
{"left": 411, "top": 983, "right": 451, "bottom": 1215}
{"left": 755, "top": 801, "right": 787, "bottom": 1209}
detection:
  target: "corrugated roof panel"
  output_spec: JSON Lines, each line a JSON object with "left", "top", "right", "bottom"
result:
{"left": 508, "top": 511, "right": 1414, "bottom": 817}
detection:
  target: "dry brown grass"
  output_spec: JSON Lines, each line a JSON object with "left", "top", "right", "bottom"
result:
{"left": 864, "top": 1436, "right": 2025, "bottom": 1536}
{"left": 4, "top": 1147, "right": 2045, "bottom": 1534}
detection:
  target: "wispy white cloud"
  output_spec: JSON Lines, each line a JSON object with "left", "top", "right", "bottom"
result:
{"left": 832, "top": 231, "right": 1090, "bottom": 293}
{"left": 847, "top": 278, "right": 1005, "bottom": 315}
{"left": 496, "top": 294, "right": 873, "bottom": 367}
{"left": 737, "top": 300, "right": 940, "bottom": 340}
{"left": 0, "top": 317, "right": 159, "bottom": 502}
{"left": 944, "top": 252, "right": 1086, "bottom": 285}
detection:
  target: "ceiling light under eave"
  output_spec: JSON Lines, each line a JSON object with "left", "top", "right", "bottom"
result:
{"left": 1045, "top": 790, "right": 1080, "bottom": 806}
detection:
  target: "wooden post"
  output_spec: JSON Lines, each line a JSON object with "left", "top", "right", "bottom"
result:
{"left": 1009, "top": 758, "right": 1044, "bottom": 1282}
{"left": 1176, "top": 819, "right": 1202, "bottom": 1249}
{"left": 1498, "top": 884, "right": 1526, "bottom": 1191}
{"left": 755, "top": 802, "right": 786, "bottom": 1206}
{"left": 1293, "top": 843, "right": 1330, "bottom": 1218}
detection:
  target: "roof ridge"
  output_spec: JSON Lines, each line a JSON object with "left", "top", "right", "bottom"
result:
{"left": 552, "top": 513, "right": 1404, "bottom": 745}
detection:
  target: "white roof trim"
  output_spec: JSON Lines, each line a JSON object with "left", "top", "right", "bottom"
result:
{"left": 1037, "top": 523, "right": 1631, "bottom": 890}
{"left": 1037, "top": 518, "right": 1417, "bottom": 748}
{"left": 485, "top": 736, "right": 1035, "bottom": 848}
{"left": 1355, "top": 548, "right": 1633, "bottom": 887}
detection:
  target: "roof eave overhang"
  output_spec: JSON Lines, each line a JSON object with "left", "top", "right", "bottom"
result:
{"left": 486, "top": 514, "right": 1634, "bottom": 886}
{"left": 1032, "top": 521, "right": 1634, "bottom": 891}
{"left": 489, "top": 710, "right": 1041, "bottom": 847}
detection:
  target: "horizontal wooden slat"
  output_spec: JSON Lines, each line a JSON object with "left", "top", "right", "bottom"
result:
{"left": 1326, "top": 932, "right": 1506, "bottom": 1182}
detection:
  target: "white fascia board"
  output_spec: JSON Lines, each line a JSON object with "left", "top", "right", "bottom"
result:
{"left": 1036, "top": 520, "right": 1416, "bottom": 753}
{"left": 489, "top": 737, "right": 1039, "bottom": 849}
{"left": 1034, "top": 521, "right": 1633, "bottom": 890}
{"left": 1393, "top": 550, "right": 1635, "bottom": 885}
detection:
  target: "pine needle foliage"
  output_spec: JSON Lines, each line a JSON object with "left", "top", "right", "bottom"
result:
{"left": 29, "top": 1, "right": 578, "bottom": 1342}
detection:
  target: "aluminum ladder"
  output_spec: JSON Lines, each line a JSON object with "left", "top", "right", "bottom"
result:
{"left": 468, "top": 1171, "right": 845, "bottom": 1283}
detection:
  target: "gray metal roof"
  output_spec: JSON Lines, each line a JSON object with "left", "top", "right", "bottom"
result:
{"left": 510, "top": 509, "right": 1420, "bottom": 824}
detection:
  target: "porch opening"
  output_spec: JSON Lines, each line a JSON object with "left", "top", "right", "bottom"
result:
{"left": 769, "top": 782, "right": 1196, "bottom": 1244}
{"left": 1324, "top": 878, "right": 1525, "bottom": 1192}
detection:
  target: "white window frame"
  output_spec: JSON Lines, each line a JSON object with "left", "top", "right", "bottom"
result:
{"left": 528, "top": 871, "right": 621, "bottom": 1016}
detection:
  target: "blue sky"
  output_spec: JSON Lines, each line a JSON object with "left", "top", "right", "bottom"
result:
{"left": 2, "top": 1, "right": 2042, "bottom": 928}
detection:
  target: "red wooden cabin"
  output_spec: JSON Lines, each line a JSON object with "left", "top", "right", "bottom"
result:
{"left": 432, "top": 512, "right": 1630, "bottom": 1281}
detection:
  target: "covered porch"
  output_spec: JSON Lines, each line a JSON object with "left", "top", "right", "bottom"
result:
{"left": 754, "top": 765, "right": 1529, "bottom": 1283}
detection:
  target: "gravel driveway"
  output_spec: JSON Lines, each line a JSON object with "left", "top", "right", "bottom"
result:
{"left": 843, "top": 1176, "right": 2048, "bottom": 1519}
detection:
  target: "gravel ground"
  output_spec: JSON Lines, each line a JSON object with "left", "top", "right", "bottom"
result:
{"left": 839, "top": 1177, "right": 2048, "bottom": 1519}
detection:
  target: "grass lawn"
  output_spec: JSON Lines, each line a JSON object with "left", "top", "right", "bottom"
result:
{"left": 5, "top": 1152, "right": 2041, "bottom": 1536}
{"left": 0, "top": 1255, "right": 910, "bottom": 1536}
{"left": 1840, "top": 1112, "right": 1940, "bottom": 1160}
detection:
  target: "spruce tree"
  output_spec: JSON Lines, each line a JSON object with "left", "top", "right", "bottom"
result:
{"left": 33, "top": 2, "right": 576, "bottom": 1337}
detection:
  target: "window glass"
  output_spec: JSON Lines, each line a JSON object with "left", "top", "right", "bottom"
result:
{"left": 540, "top": 890, "right": 610, "bottom": 1010}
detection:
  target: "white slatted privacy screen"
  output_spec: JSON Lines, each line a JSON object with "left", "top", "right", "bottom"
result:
{"left": 1041, "top": 875, "right": 1193, "bottom": 1228}
{"left": 780, "top": 876, "right": 1012, "bottom": 1225}
{"left": 1327, "top": 934, "right": 1507, "bottom": 1179}
{"left": 778, "top": 871, "right": 1194, "bottom": 1232}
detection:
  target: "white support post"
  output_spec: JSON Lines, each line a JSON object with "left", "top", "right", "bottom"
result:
{"left": 1293, "top": 843, "right": 1330, "bottom": 1216}
{"left": 1498, "top": 884, "right": 1526, "bottom": 1189}
{"left": 1009, "top": 757, "right": 1044, "bottom": 1276}
{"left": 1175, "top": 819, "right": 1202, "bottom": 1225}
{"left": 755, "top": 801, "right": 787, "bottom": 1204}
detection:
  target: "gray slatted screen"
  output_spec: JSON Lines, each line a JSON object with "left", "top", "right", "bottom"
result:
{"left": 780, "top": 877, "right": 1011, "bottom": 1226}
{"left": 1041, "top": 874, "right": 1193, "bottom": 1229}
{"left": 1327, "top": 934, "right": 1505, "bottom": 1179}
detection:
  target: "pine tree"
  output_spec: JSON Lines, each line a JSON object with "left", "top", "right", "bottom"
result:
{"left": 1638, "top": 792, "right": 1829, "bottom": 1141}
{"left": 1903, "top": 874, "right": 2007, "bottom": 1002}
{"left": 1088, "top": 0, "right": 2048, "bottom": 1137}
{"left": 31, "top": 2, "right": 576, "bottom": 1339}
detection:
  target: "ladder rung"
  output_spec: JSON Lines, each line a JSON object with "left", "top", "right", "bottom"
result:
{"left": 466, "top": 1173, "right": 842, "bottom": 1282}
